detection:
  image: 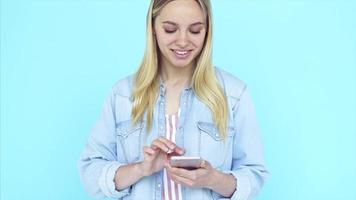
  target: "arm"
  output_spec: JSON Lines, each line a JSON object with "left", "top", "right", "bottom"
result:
{"left": 165, "top": 87, "right": 268, "bottom": 199}
{"left": 224, "top": 86, "right": 269, "bottom": 200}
{"left": 115, "top": 139, "right": 184, "bottom": 191}
{"left": 78, "top": 89, "right": 185, "bottom": 198}
{"left": 114, "top": 162, "right": 144, "bottom": 191}
{"left": 77, "top": 89, "right": 132, "bottom": 198}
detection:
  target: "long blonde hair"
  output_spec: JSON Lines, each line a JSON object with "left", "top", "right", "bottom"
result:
{"left": 131, "top": 0, "right": 229, "bottom": 138}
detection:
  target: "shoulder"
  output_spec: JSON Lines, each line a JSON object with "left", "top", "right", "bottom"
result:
{"left": 109, "top": 67, "right": 247, "bottom": 99}
{"left": 214, "top": 66, "right": 247, "bottom": 100}
{"left": 111, "top": 73, "right": 135, "bottom": 98}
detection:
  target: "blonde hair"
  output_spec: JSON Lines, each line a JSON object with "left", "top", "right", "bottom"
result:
{"left": 132, "top": 0, "right": 229, "bottom": 138}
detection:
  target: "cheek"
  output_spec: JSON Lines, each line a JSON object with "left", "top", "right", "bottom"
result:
{"left": 156, "top": 34, "right": 175, "bottom": 50}
{"left": 155, "top": 28, "right": 175, "bottom": 44}
{"left": 192, "top": 34, "right": 206, "bottom": 49}
{"left": 155, "top": 37, "right": 167, "bottom": 54}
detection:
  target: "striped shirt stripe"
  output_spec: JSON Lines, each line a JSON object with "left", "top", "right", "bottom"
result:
{"left": 163, "top": 109, "right": 183, "bottom": 200}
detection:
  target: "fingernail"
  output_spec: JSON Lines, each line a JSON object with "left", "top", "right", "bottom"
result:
{"left": 201, "top": 160, "right": 205, "bottom": 167}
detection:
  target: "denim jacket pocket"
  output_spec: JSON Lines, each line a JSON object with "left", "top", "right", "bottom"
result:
{"left": 197, "top": 121, "right": 235, "bottom": 168}
{"left": 116, "top": 120, "right": 144, "bottom": 163}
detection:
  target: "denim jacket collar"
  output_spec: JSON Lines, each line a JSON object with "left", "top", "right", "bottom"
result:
{"left": 158, "top": 76, "right": 193, "bottom": 97}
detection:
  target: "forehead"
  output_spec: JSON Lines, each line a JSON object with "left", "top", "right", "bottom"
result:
{"left": 157, "top": 0, "right": 205, "bottom": 25}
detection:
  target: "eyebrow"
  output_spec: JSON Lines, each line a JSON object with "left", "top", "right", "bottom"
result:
{"left": 162, "top": 21, "right": 205, "bottom": 26}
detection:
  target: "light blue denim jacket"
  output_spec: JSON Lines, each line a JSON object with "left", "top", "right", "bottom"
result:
{"left": 78, "top": 67, "right": 268, "bottom": 200}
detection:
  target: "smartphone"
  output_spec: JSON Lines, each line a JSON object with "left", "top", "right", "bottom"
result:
{"left": 169, "top": 156, "right": 202, "bottom": 170}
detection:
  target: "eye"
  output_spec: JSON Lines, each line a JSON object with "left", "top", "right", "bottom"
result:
{"left": 189, "top": 27, "right": 203, "bottom": 35}
{"left": 164, "top": 29, "right": 177, "bottom": 34}
{"left": 163, "top": 25, "right": 177, "bottom": 34}
{"left": 190, "top": 30, "right": 201, "bottom": 34}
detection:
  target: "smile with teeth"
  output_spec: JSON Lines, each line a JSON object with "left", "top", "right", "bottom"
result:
{"left": 172, "top": 49, "right": 192, "bottom": 59}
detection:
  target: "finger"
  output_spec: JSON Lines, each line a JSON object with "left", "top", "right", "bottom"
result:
{"left": 143, "top": 147, "right": 156, "bottom": 161}
{"left": 200, "top": 160, "right": 212, "bottom": 169}
{"left": 157, "top": 137, "right": 185, "bottom": 155}
{"left": 169, "top": 173, "right": 194, "bottom": 187}
{"left": 151, "top": 140, "right": 171, "bottom": 153}
{"left": 200, "top": 160, "right": 206, "bottom": 168}
{"left": 173, "top": 147, "right": 185, "bottom": 155}
{"left": 143, "top": 146, "right": 156, "bottom": 155}
{"left": 166, "top": 165, "right": 195, "bottom": 180}
{"left": 157, "top": 137, "right": 176, "bottom": 149}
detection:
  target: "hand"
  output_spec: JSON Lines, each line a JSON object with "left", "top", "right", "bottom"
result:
{"left": 165, "top": 160, "right": 218, "bottom": 189}
{"left": 138, "top": 137, "right": 184, "bottom": 177}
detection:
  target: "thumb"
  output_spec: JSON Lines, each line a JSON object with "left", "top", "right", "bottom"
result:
{"left": 200, "top": 160, "right": 207, "bottom": 168}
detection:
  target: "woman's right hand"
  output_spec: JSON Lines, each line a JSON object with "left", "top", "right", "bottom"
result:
{"left": 138, "top": 137, "right": 184, "bottom": 177}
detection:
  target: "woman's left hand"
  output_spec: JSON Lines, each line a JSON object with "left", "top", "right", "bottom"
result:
{"left": 165, "top": 160, "right": 218, "bottom": 189}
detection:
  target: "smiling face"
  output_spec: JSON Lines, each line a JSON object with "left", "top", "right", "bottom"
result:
{"left": 154, "top": 0, "right": 207, "bottom": 70}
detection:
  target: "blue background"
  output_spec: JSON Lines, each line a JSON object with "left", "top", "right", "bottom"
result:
{"left": 1, "top": 0, "right": 355, "bottom": 199}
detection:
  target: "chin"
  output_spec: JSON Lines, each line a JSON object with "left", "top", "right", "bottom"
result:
{"left": 168, "top": 56, "right": 196, "bottom": 68}
{"left": 171, "top": 61, "right": 194, "bottom": 68}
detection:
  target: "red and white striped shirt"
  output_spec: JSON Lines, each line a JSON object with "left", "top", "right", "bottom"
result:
{"left": 163, "top": 109, "right": 183, "bottom": 200}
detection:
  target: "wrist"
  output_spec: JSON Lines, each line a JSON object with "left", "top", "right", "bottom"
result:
{"left": 208, "top": 168, "right": 221, "bottom": 190}
{"left": 208, "top": 170, "right": 237, "bottom": 197}
{"left": 135, "top": 161, "right": 150, "bottom": 178}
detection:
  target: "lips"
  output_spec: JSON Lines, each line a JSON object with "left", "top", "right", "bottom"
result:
{"left": 171, "top": 49, "right": 192, "bottom": 59}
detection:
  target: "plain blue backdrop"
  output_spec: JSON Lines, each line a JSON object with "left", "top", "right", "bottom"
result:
{"left": 1, "top": 0, "right": 355, "bottom": 200}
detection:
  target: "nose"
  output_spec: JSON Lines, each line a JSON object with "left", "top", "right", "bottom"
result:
{"left": 176, "top": 31, "right": 189, "bottom": 48}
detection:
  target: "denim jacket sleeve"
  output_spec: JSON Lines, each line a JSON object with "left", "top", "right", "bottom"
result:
{"left": 78, "top": 89, "right": 131, "bottom": 199}
{"left": 223, "top": 86, "right": 269, "bottom": 200}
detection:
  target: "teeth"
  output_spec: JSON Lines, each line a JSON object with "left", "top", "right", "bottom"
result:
{"left": 175, "top": 50, "right": 188, "bottom": 55}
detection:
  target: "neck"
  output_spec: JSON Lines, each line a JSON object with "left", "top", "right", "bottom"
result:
{"left": 160, "top": 62, "right": 194, "bottom": 88}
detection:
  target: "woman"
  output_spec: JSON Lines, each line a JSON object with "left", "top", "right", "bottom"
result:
{"left": 78, "top": 0, "right": 268, "bottom": 199}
